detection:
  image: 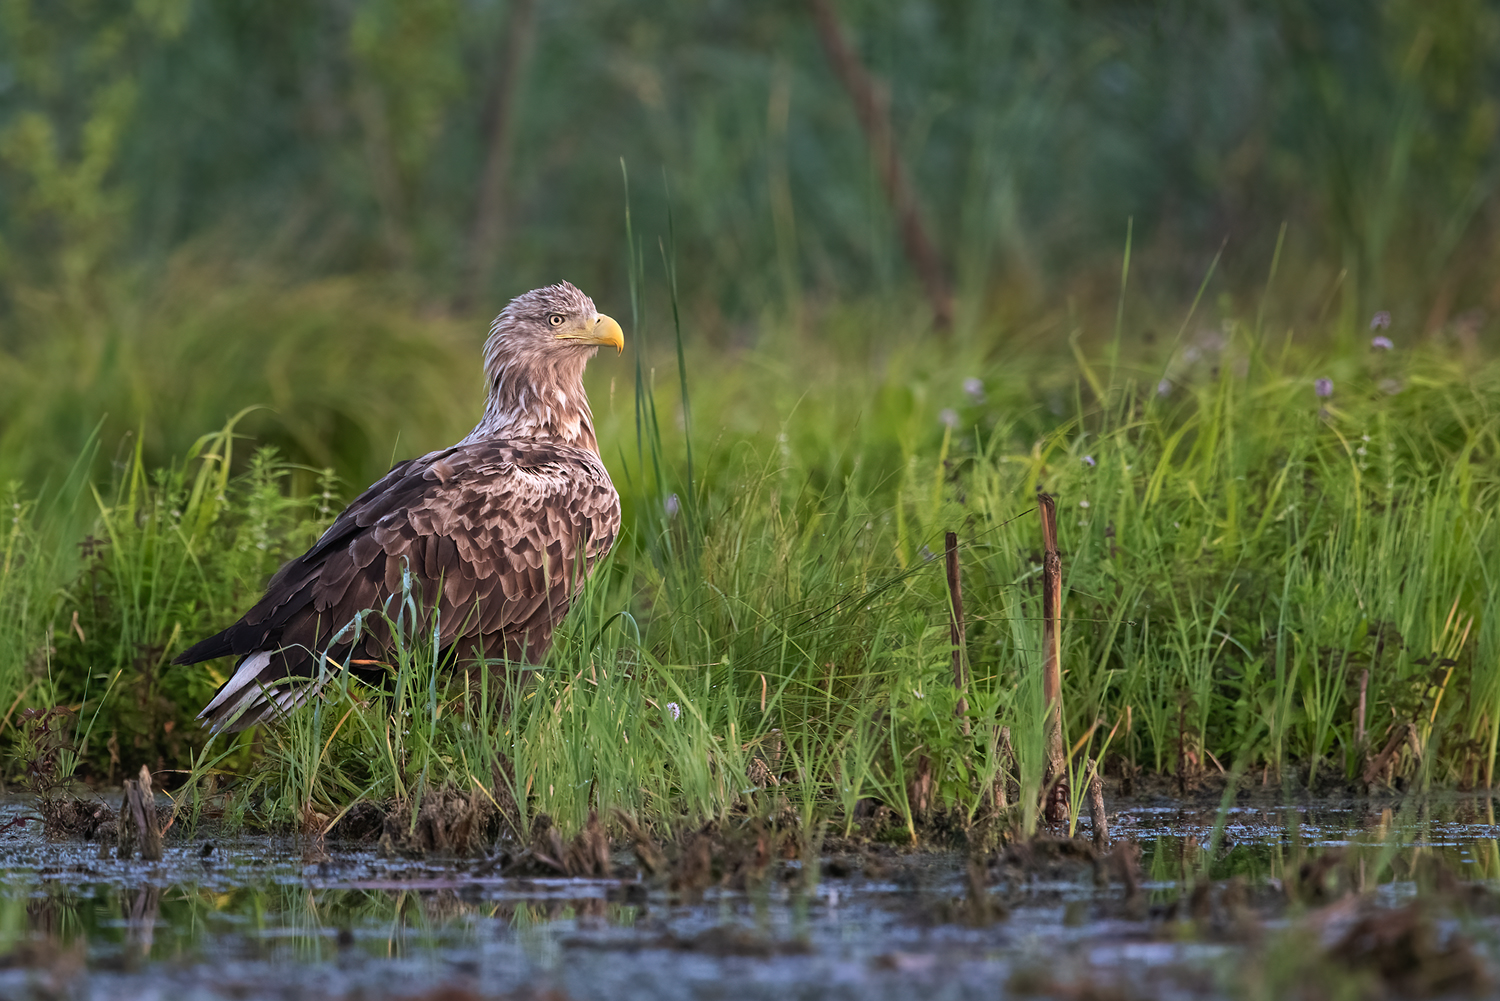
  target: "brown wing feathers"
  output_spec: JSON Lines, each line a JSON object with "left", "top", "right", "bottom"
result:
{"left": 179, "top": 282, "right": 624, "bottom": 731}
{"left": 175, "top": 440, "right": 620, "bottom": 730}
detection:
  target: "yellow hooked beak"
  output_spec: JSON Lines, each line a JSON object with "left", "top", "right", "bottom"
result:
{"left": 557, "top": 313, "right": 624, "bottom": 355}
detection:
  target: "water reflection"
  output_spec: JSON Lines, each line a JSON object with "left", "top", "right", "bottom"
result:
{"left": 0, "top": 796, "right": 1496, "bottom": 998}
{"left": 1129, "top": 796, "right": 1500, "bottom": 897}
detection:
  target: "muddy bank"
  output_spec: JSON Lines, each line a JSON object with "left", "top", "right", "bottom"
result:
{"left": 0, "top": 797, "right": 1499, "bottom": 999}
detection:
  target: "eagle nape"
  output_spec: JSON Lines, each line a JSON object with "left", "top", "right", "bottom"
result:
{"left": 174, "top": 281, "right": 623, "bottom": 732}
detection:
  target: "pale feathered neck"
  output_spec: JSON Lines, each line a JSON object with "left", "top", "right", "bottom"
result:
{"left": 462, "top": 346, "right": 599, "bottom": 452}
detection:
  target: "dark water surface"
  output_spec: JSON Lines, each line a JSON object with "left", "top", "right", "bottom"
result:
{"left": 1, "top": 797, "right": 1499, "bottom": 999}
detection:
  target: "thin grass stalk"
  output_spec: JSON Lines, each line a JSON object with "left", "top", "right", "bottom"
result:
{"left": 945, "top": 530, "right": 969, "bottom": 734}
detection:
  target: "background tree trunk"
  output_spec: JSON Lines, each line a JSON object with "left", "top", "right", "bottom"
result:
{"left": 462, "top": 0, "right": 539, "bottom": 312}
{"left": 807, "top": 0, "right": 953, "bottom": 331}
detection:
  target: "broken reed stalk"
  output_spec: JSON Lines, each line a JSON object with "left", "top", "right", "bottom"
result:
{"left": 1355, "top": 668, "right": 1369, "bottom": 749}
{"left": 1088, "top": 768, "right": 1109, "bottom": 849}
{"left": 945, "top": 530, "right": 970, "bottom": 736}
{"left": 993, "top": 725, "right": 1017, "bottom": 810}
{"left": 118, "top": 765, "right": 163, "bottom": 861}
{"left": 1363, "top": 721, "right": 1419, "bottom": 787}
{"left": 1039, "top": 493, "right": 1068, "bottom": 823}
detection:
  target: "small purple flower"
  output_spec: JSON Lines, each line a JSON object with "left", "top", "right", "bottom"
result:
{"left": 963, "top": 377, "right": 985, "bottom": 404}
{"left": 664, "top": 493, "right": 681, "bottom": 518}
{"left": 1369, "top": 311, "right": 1391, "bottom": 330}
{"left": 1082, "top": 455, "right": 1096, "bottom": 467}
{"left": 1371, "top": 335, "right": 1393, "bottom": 350}
{"left": 1315, "top": 378, "right": 1334, "bottom": 398}
{"left": 938, "top": 408, "right": 959, "bottom": 429}
{"left": 1157, "top": 379, "right": 1172, "bottom": 397}
{"left": 666, "top": 702, "right": 681, "bottom": 721}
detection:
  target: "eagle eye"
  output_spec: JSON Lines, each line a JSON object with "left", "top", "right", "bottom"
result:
{"left": 547, "top": 313, "right": 565, "bottom": 327}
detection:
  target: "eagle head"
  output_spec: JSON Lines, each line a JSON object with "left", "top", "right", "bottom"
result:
{"left": 487, "top": 281, "right": 624, "bottom": 364}
{"left": 474, "top": 282, "right": 623, "bottom": 450}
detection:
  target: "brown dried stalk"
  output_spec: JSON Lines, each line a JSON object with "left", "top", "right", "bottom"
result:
{"left": 946, "top": 531, "right": 970, "bottom": 735}
{"left": 1039, "top": 493, "right": 1068, "bottom": 822}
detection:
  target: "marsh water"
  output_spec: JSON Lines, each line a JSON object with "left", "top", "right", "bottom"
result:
{"left": 1, "top": 796, "right": 1499, "bottom": 1000}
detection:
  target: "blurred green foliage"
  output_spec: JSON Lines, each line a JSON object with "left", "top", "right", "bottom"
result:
{"left": 1, "top": 0, "right": 1496, "bottom": 312}
{"left": 1, "top": 0, "right": 1498, "bottom": 485}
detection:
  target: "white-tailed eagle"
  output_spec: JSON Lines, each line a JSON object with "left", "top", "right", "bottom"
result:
{"left": 175, "top": 282, "right": 623, "bottom": 731}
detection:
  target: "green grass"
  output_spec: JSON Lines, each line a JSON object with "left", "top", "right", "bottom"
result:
{"left": 4, "top": 277, "right": 1500, "bottom": 842}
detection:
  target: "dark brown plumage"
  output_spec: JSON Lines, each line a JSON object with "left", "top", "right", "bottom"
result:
{"left": 175, "top": 282, "right": 623, "bottom": 731}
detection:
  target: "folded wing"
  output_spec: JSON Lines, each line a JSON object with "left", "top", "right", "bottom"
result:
{"left": 175, "top": 439, "right": 620, "bottom": 731}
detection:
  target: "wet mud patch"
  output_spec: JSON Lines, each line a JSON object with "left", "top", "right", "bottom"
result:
{"left": 317, "top": 787, "right": 504, "bottom": 858}
{"left": 1328, "top": 900, "right": 1490, "bottom": 996}
{"left": 35, "top": 795, "right": 114, "bottom": 840}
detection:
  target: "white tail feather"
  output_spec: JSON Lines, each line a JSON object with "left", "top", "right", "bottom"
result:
{"left": 199, "top": 650, "right": 331, "bottom": 732}
{"left": 199, "top": 651, "right": 272, "bottom": 717}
